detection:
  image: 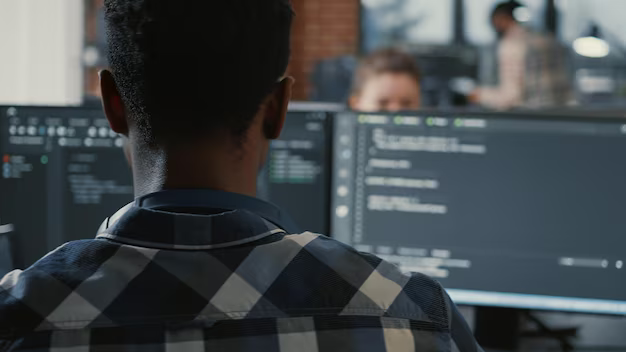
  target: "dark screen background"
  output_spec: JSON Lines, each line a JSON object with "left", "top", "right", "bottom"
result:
{"left": 257, "top": 111, "right": 331, "bottom": 234}
{"left": 333, "top": 112, "right": 626, "bottom": 302}
{"left": 0, "top": 106, "right": 133, "bottom": 269}
{"left": 2, "top": 107, "right": 333, "bottom": 269}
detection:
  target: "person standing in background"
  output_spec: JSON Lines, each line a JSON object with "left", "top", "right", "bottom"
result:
{"left": 349, "top": 48, "right": 422, "bottom": 112}
{"left": 471, "top": 1, "right": 571, "bottom": 110}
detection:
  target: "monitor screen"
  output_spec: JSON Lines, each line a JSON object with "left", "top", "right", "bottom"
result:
{"left": 257, "top": 103, "right": 338, "bottom": 234}
{"left": 332, "top": 111, "right": 626, "bottom": 314}
{"left": 1, "top": 106, "right": 134, "bottom": 269}
{"left": 1, "top": 104, "right": 337, "bottom": 269}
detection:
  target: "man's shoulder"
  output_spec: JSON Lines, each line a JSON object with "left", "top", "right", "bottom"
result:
{"left": 279, "top": 232, "right": 451, "bottom": 327}
{"left": 0, "top": 239, "right": 123, "bottom": 332}
{"left": 285, "top": 232, "right": 443, "bottom": 284}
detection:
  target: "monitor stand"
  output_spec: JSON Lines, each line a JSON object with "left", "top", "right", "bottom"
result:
{"left": 522, "top": 312, "right": 577, "bottom": 351}
{"left": 474, "top": 307, "right": 578, "bottom": 351}
{"left": 474, "top": 307, "right": 521, "bottom": 350}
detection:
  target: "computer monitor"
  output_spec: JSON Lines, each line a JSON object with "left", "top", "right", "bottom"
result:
{"left": 1, "top": 103, "right": 339, "bottom": 269}
{"left": 257, "top": 102, "right": 341, "bottom": 234}
{"left": 0, "top": 106, "right": 134, "bottom": 269}
{"left": 332, "top": 110, "right": 626, "bottom": 315}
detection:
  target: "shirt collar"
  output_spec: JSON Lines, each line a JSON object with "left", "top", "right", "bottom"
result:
{"left": 96, "top": 189, "right": 301, "bottom": 250}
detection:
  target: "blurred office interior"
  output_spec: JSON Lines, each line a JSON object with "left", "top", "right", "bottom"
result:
{"left": 2, "top": 1, "right": 626, "bottom": 351}
{"left": 4, "top": 0, "right": 626, "bottom": 111}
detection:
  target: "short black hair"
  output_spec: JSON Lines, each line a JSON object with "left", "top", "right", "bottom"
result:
{"left": 104, "top": 0, "right": 294, "bottom": 144}
{"left": 492, "top": 1, "right": 522, "bottom": 20}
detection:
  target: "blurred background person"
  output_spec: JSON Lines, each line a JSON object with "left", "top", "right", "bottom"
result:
{"left": 470, "top": 1, "right": 571, "bottom": 110}
{"left": 349, "top": 48, "right": 422, "bottom": 112}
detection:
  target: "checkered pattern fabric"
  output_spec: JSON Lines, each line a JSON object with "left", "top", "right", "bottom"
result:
{"left": 0, "top": 192, "right": 481, "bottom": 351}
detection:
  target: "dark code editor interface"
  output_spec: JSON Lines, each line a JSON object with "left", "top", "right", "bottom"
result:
{"left": 258, "top": 110, "right": 332, "bottom": 234}
{"left": 2, "top": 107, "right": 334, "bottom": 269}
{"left": 333, "top": 112, "right": 626, "bottom": 304}
{"left": 1, "top": 106, "right": 133, "bottom": 268}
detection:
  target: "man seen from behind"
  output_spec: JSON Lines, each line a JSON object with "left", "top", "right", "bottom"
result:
{"left": 0, "top": 1, "right": 481, "bottom": 351}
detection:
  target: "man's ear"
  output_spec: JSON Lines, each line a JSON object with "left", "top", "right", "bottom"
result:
{"left": 100, "top": 70, "right": 129, "bottom": 135}
{"left": 263, "top": 76, "right": 294, "bottom": 140}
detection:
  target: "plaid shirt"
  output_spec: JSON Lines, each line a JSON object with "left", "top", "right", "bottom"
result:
{"left": 0, "top": 190, "right": 481, "bottom": 351}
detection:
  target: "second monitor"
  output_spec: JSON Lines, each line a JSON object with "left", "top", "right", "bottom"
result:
{"left": 333, "top": 110, "right": 626, "bottom": 315}
{"left": 0, "top": 103, "right": 336, "bottom": 270}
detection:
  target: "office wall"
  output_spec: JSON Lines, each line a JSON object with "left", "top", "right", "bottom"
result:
{"left": 560, "top": 0, "right": 626, "bottom": 45}
{"left": 0, "top": 0, "right": 354, "bottom": 104}
{"left": 0, "top": 0, "right": 84, "bottom": 106}
{"left": 289, "top": 0, "right": 360, "bottom": 100}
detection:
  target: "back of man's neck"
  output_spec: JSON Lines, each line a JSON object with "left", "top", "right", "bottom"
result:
{"left": 131, "top": 145, "right": 259, "bottom": 199}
